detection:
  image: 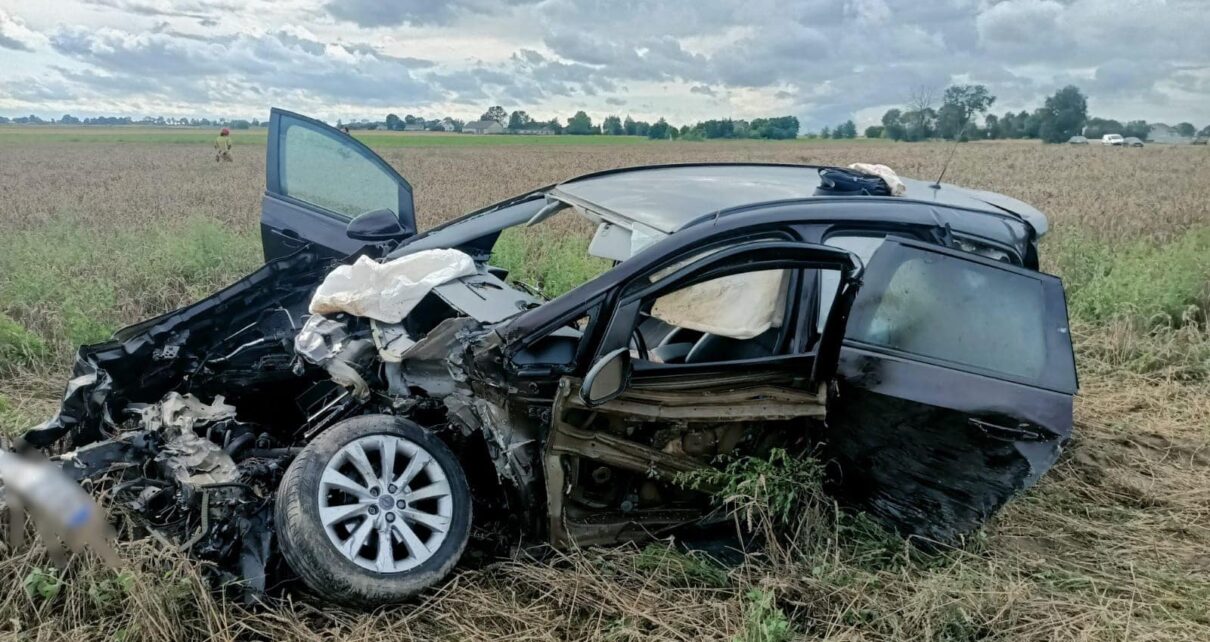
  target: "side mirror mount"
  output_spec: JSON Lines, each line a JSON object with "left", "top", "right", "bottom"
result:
{"left": 579, "top": 347, "right": 631, "bottom": 407}
{"left": 347, "top": 209, "right": 408, "bottom": 242}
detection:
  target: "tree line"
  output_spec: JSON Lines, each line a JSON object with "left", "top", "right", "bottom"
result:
{"left": 852, "top": 84, "right": 1207, "bottom": 144}
{"left": 5, "top": 92, "right": 1206, "bottom": 142}
{"left": 364, "top": 106, "right": 800, "bottom": 140}
{"left": 0, "top": 114, "right": 262, "bottom": 128}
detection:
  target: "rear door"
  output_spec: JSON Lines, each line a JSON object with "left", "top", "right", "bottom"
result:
{"left": 822, "top": 238, "right": 1077, "bottom": 543}
{"left": 262, "top": 108, "right": 416, "bottom": 260}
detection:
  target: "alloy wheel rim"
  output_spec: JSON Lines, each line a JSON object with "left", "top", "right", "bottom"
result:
{"left": 317, "top": 434, "right": 453, "bottom": 573}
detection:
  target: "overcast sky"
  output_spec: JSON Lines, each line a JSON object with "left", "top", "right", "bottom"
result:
{"left": 1, "top": 0, "right": 1207, "bottom": 129}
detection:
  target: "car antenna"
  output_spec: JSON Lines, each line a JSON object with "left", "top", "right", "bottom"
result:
{"left": 931, "top": 119, "right": 971, "bottom": 190}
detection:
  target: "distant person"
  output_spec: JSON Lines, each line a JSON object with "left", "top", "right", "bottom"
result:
{"left": 342, "top": 126, "right": 350, "bottom": 135}
{"left": 214, "top": 128, "right": 233, "bottom": 162}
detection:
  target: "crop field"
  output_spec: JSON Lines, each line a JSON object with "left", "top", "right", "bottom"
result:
{"left": 1, "top": 132, "right": 1209, "bottom": 641}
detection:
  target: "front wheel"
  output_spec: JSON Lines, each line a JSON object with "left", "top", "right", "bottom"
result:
{"left": 275, "top": 415, "right": 472, "bottom": 606}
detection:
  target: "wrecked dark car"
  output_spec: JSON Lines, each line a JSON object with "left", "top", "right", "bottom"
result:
{"left": 17, "top": 109, "right": 1077, "bottom": 606}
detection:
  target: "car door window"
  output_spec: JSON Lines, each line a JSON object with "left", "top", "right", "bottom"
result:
{"left": 817, "top": 235, "right": 885, "bottom": 332}
{"left": 281, "top": 121, "right": 401, "bottom": 219}
{"left": 846, "top": 241, "right": 1076, "bottom": 392}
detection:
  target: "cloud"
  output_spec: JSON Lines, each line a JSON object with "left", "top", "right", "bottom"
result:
{"left": 325, "top": 0, "right": 459, "bottom": 27}
{"left": 47, "top": 26, "right": 438, "bottom": 105}
{"left": 976, "top": 0, "right": 1068, "bottom": 61}
{"left": 0, "top": 10, "right": 46, "bottom": 51}
{"left": 1, "top": 0, "right": 1208, "bottom": 126}
{"left": 325, "top": 0, "right": 541, "bottom": 27}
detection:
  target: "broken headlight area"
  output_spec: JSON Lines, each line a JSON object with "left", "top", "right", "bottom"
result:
{"left": 52, "top": 392, "right": 284, "bottom": 597}
{"left": 7, "top": 251, "right": 368, "bottom": 598}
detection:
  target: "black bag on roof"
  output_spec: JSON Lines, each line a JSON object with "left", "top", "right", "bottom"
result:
{"left": 814, "top": 167, "right": 892, "bottom": 196}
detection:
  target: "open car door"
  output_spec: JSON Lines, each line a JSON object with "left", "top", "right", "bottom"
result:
{"left": 262, "top": 108, "right": 416, "bottom": 261}
{"left": 823, "top": 238, "right": 1077, "bottom": 543}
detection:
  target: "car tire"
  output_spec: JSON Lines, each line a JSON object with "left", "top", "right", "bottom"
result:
{"left": 275, "top": 414, "right": 472, "bottom": 606}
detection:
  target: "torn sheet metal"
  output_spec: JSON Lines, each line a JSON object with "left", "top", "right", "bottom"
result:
{"left": 371, "top": 321, "right": 414, "bottom": 363}
{"left": 294, "top": 315, "right": 351, "bottom": 365}
{"left": 156, "top": 430, "right": 238, "bottom": 487}
{"left": 135, "top": 392, "right": 237, "bottom": 433}
{"left": 391, "top": 317, "right": 481, "bottom": 397}
{"left": 309, "top": 249, "right": 475, "bottom": 323}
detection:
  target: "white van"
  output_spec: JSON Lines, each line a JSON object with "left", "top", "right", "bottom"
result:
{"left": 1101, "top": 134, "right": 1124, "bottom": 146}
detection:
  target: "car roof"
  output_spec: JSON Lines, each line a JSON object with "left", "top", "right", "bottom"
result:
{"left": 550, "top": 163, "right": 1048, "bottom": 237}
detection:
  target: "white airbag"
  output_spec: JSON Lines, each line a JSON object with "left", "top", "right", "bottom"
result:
{"left": 650, "top": 270, "right": 787, "bottom": 340}
{"left": 309, "top": 249, "right": 476, "bottom": 323}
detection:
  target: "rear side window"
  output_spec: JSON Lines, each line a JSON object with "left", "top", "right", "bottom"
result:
{"left": 281, "top": 122, "right": 400, "bottom": 219}
{"left": 847, "top": 242, "right": 1075, "bottom": 392}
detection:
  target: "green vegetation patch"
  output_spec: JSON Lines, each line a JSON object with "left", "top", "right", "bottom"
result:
{"left": 0, "top": 218, "right": 260, "bottom": 372}
{"left": 490, "top": 223, "right": 612, "bottom": 297}
{"left": 1052, "top": 227, "right": 1210, "bottom": 326}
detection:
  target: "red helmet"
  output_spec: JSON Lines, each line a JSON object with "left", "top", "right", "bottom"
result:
{"left": 220, "top": 128, "right": 230, "bottom": 135}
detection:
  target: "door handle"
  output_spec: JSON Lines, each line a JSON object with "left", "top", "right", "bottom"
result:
{"left": 279, "top": 228, "right": 305, "bottom": 248}
{"left": 967, "top": 417, "right": 1049, "bottom": 442}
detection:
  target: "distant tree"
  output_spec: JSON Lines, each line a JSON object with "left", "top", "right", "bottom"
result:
{"left": 880, "top": 109, "right": 905, "bottom": 140}
{"left": 566, "top": 111, "right": 596, "bottom": 135}
{"left": 633, "top": 120, "right": 651, "bottom": 137}
{"left": 820, "top": 126, "right": 831, "bottom": 139}
{"left": 602, "top": 115, "right": 624, "bottom": 135}
{"left": 749, "top": 116, "right": 799, "bottom": 139}
{"left": 403, "top": 114, "right": 419, "bottom": 125}
{"left": 623, "top": 116, "right": 637, "bottom": 136}
{"left": 905, "top": 86, "right": 937, "bottom": 140}
{"left": 507, "top": 110, "right": 533, "bottom": 130}
{"left": 230, "top": 119, "right": 251, "bottom": 130}
{"left": 385, "top": 113, "right": 403, "bottom": 131}
{"left": 1199, "top": 125, "right": 1210, "bottom": 137}
{"left": 481, "top": 106, "right": 508, "bottom": 125}
{"left": 647, "top": 118, "right": 672, "bottom": 140}
{"left": 1037, "top": 86, "right": 1088, "bottom": 143}
{"left": 841, "top": 120, "right": 860, "bottom": 138}
{"left": 59, "top": 114, "right": 80, "bottom": 124}
{"left": 864, "top": 125, "right": 884, "bottom": 139}
{"left": 1174, "top": 122, "right": 1196, "bottom": 138}
{"left": 982, "top": 114, "right": 1000, "bottom": 139}
{"left": 546, "top": 117, "right": 563, "bottom": 134}
{"left": 691, "top": 118, "right": 737, "bottom": 139}
{"left": 937, "top": 84, "right": 996, "bottom": 140}
{"left": 1123, "top": 120, "right": 1150, "bottom": 141}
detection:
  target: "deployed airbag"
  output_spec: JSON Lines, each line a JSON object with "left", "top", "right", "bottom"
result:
{"left": 309, "top": 249, "right": 476, "bottom": 323}
{"left": 650, "top": 270, "right": 787, "bottom": 340}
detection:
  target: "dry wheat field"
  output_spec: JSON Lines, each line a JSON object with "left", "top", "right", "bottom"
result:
{"left": 1, "top": 135, "right": 1209, "bottom": 641}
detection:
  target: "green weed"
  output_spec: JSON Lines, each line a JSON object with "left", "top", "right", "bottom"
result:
{"left": 734, "top": 589, "right": 792, "bottom": 642}
{"left": 490, "top": 222, "right": 612, "bottom": 297}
